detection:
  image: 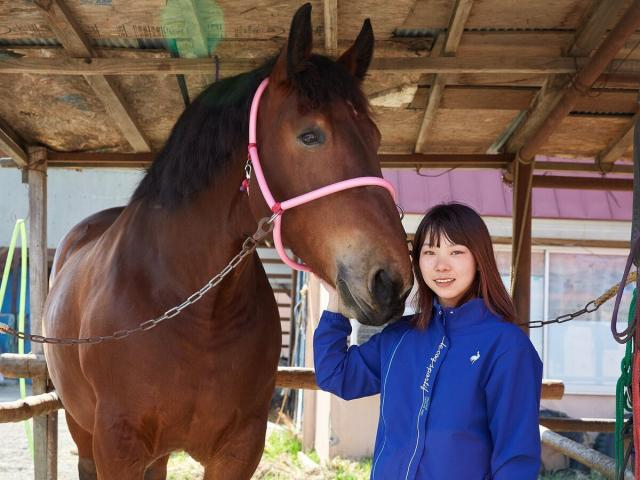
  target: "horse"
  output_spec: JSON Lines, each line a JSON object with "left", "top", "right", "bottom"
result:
{"left": 43, "top": 4, "right": 413, "bottom": 479}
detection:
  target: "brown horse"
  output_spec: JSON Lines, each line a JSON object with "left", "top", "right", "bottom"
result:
{"left": 43, "top": 4, "right": 412, "bottom": 479}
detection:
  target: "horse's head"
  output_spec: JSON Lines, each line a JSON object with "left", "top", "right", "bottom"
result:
{"left": 247, "top": 4, "right": 413, "bottom": 326}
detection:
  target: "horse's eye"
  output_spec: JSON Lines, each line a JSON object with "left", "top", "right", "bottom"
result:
{"left": 298, "top": 129, "right": 324, "bottom": 146}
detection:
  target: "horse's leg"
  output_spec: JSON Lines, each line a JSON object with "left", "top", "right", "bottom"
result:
{"left": 143, "top": 454, "right": 170, "bottom": 480}
{"left": 66, "top": 412, "right": 97, "bottom": 480}
{"left": 202, "top": 418, "right": 267, "bottom": 480}
{"left": 92, "top": 414, "right": 150, "bottom": 480}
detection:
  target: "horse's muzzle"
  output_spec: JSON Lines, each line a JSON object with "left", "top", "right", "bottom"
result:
{"left": 336, "top": 268, "right": 412, "bottom": 327}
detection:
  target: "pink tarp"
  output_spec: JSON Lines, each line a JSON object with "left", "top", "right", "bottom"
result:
{"left": 383, "top": 157, "right": 632, "bottom": 221}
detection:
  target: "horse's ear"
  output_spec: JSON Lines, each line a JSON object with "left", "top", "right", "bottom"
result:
{"left": 338, "top": 19, "right": 374, "bottom": 81}
{"left": 271, "top": 3, "right": 313, "bottom": 84}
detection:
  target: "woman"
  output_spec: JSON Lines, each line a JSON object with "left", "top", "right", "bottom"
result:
{"left": 314, "top": 202, "right": 542, "bottom": 479}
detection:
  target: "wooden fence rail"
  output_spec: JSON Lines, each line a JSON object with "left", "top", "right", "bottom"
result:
{"left": 1, "top": 353, "right": 564, "bottom": 397}
{"left": 540, "top": 425, "right": 632, "bottom": 479}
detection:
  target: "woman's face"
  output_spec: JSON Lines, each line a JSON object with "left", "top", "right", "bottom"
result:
{"left": 419, "top": 233, "right": 477, "bottom": 308}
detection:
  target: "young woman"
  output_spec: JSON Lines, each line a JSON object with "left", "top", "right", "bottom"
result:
{"left": 314, "top": 202, "right": 542, "bottom": 480}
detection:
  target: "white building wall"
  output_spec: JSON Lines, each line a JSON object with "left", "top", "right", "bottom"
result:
{"left": 0, "top": 168, "right": 144, "bottom": 248}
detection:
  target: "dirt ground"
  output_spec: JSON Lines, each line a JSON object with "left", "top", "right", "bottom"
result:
{"left": 0, "top": 382, "right": 78, "bottom": 480}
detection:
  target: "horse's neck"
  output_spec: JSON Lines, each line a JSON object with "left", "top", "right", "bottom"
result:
{"left": 126, "top": 158, "right": 259, "bottom": 291}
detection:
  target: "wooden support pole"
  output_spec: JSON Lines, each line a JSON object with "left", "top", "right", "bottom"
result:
{"left": 27, "top": 146, "right": 57, "bottom": 480}
{"left": 511, "top": 157, "right": 534, "bottom": 335}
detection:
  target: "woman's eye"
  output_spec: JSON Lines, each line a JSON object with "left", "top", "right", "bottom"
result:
{"left": 298, "top": 129, "right": 324, "bottom": 146}
{"left": 451, "top": 250, "right": 464, "bottom": 255}
{"left": 422, "top": 250, "right": 435, "bottom": 256}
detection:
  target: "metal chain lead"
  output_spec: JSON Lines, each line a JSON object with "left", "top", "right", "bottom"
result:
{"left": 0, "top": 216, "right": 277, "bottom": 345}
{"left": 523, "top": 271, "right": 637, "bottom": 328}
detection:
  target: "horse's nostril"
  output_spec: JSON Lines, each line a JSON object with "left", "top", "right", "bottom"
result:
{"left": 372, "top": 269, "right": 396, "bottom": 305}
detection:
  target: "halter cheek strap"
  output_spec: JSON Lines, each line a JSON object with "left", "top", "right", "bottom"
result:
{"left": 244, "top": 78, "right": 397, "bottom": 272}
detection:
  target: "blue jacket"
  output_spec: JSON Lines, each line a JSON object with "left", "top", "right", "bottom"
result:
{"left": 313, "top": 298, "right": 542, "bottom": 480}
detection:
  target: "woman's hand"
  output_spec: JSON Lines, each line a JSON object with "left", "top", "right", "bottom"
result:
{"left": 319, "top": 279, "right": 341, "bottom": 313}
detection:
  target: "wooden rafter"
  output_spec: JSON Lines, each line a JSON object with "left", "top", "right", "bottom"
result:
{"left": 0, "top": 117, "right": 28, "bottom": 167}
{"left": 415, "top": 1, "right": 473, "bottom": 153}
{"left": 34, "top": 0, "right": 150, "bottom": 152}
{"left": 502, "top": 0, "right": 629, "bottom": 155}
{"left": 571, "top": 0, "right": 627, "bottom": 57}
{"left": 596, "top": 106, "right": 640, "bottom": 169}
{"left": 323, "top": 0, "right": 338, "bottom": 54}
{"left": 443, "top": 0, "right": 474, "bottom": 55}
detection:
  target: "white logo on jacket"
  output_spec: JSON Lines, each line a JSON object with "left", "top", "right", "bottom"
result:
{"left": 470, "top": 350, "right": 480, "bottom": 364}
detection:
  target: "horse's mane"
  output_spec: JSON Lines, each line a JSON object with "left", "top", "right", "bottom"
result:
{"left": 131, "top": 54, "right": 369, "bottom": 208}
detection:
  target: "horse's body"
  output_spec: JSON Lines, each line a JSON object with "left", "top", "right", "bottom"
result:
{"left": 43, "top": 5, "right": 413, "bottom": 479}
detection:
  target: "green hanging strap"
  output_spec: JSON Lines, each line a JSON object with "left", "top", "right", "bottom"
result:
{"left": 0, "top": 219, "right": 33, "bottom": 455}
{"left": 616, "top": 288, "right": 636, "bottom": 477}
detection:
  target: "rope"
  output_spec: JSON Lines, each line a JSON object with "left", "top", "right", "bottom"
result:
{"left": 616, "top": 289, "right": 636, "bottom": 478}
{"left": 598, "top": 271, "right": 638, "bottom": 308}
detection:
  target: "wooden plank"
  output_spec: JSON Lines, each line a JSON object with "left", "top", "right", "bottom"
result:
{"left": 539, "top": 417, "right": 615, "bottom": 433}
{"left": 323, "top": 0, "right": 338, "bottom": 54}
{"left": 596, "top": 107, "right": 640, "bottom": 168}
{"left": 570, "top": 0, "right": 628, "bottom": 56}
{"left": 34, "top": 0, "right": 151, "bottom": 152}
{"left": 538, "top": 115, "right": 633, "bottom": 158}
{"left": 0, "top": 117, "right": 28, "bottom": 167}
{"left": 533, "top": 175, "right": 633, "bottom": 191}
{"left": 4, "top": 55, "right": 640, "bottom": 76}
{"left": 443, "top": 0, "right": 474, "bottom": 55}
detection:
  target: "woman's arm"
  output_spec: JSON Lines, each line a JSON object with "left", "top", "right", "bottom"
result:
{"left": 313, "top": 284, "right": 383, "bottom": 400}
{"left": 485, "top": 335, "right": 543, "bottom": 480}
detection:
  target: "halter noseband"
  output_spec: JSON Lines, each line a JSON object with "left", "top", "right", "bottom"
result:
{"left": 244, "top": 78, "right": 397, "bottom": 272}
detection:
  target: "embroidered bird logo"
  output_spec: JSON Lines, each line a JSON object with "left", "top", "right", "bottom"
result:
{"left": 470, "top": 351, "right": 480, "bottom": 364}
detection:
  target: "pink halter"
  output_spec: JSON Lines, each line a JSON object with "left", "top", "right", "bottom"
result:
{"left": 246, "top": 78, "right": 397, "bottom": 272}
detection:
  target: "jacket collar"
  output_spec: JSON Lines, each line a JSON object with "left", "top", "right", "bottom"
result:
{"left": 432, "top": 297, "right": 490, "bottom": 332}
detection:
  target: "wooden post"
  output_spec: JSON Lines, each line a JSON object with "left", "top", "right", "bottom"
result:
{"left": 511, "top": 155, "right": 534, "bottom": 335}
{"left": 27, "top": 146, "right": 57, "bottom": 480}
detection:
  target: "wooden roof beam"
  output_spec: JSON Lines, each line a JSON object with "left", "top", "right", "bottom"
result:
{"left": 415, "top": 1, "right": 473, "bottom": 153}
{"left": 324, "top": 0, "right": 338, "bottom": 55}
{"left": 0, "top": 118, "right": 28, "bottom": 168}
{"left": 4, "top": 55, "right": 640, "bottom": 76}
{"left": 500, "top": 0, "right": 629, "bottom": 155}
{"left": 517, "top": 0, "right": 640, "bottom": 164}
{"left": 34, "top": 0, "right": 150, "bottom": 152}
